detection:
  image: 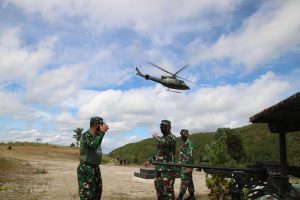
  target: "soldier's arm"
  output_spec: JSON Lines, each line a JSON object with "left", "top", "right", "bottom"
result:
{"left": 82, "top": 132, "right": 105, "bottom": 150}
{"left": 186, "top": 141, "right": 194, "bottom": 164}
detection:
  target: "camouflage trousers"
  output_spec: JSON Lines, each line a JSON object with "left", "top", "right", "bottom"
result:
{"left": 155, "top": 170, "right": 176, "bottom": 200}
{"left": 179, "top": 167, "right": 194, "bottom": 194}
{"left": 77, "top": 162, "right": 102, "bottom": 200}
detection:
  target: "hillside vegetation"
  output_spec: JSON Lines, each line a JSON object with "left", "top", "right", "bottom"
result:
{"left": 109, "top": 124, "right": 300, "bottom": 165}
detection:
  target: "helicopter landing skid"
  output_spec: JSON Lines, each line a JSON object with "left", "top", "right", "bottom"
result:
{"left": 167, "top": 88, "right": 182, "bottom": 93}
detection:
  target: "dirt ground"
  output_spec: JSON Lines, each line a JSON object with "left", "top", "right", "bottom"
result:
{"left": 0, "top": 144, "right": 209, "bottom": 200}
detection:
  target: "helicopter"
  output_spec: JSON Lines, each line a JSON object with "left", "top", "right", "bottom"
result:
{"left": 136, "top": 62, "right": 197, "bottom": 92}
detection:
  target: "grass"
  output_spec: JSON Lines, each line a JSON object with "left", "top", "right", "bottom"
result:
{"left": 0, "top": 154, "right": 52, "bottom": 199}
{"left": 35, "top": 165, "right": 48, "bottom": 174}
{"left": 1, "top": 143, "right": 115, "bottom": 163}
{"left": 6, "top": 141, "right": 58, "bottom": 147}
{"left": 0, "top": 157, "right": 17, "bottom": 171}
{"left": 102, "top": 154, "right": 114, "bottom": 164}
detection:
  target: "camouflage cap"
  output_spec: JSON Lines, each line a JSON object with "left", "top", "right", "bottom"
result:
{"left": 180, "top": 129, "right": 189, "bottom": 136}
{"left": 90, "top": 116, "right": 104, "bottom": 125}
{"left": 160, "top": 120, "right": 171, "bottom": 126}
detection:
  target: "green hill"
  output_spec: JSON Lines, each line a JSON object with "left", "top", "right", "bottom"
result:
{"left": 109, "top": 124, "right": 300, "bottom": 165}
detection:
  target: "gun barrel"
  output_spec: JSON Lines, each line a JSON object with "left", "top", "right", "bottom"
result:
{"left": 152, "top": 162, "right": 260, "bottom": 177}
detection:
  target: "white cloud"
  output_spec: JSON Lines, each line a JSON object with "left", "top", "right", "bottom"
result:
{"left": 25, "top": 64, "right": 86, "bottom": 105}
{"left": 1, "top": 0, "right": 300, "bottom": 153}
{"left": 7, "top": 0, "right": 241, "bottom": 44}
{"left": 53, "top": 111, "right": 88, "bottom": 133}
{"left": 0, "top": 129, "right": 72, "bottom": 145}
{"left": 102, "top": 135, "right": 140, "bottom": 149}
{"left": 0, "top": 28, "right": 55, "bottom": 81}
{"left": 188, "top": 0, "right": 300, "bottom": 73}
{"left": 0, "top": 91, "right": 28, "bottom": 117}
{"left": 1, "top": 71, "right": 297, "bottom": 151}
{"left": 0, "top": 90, "right": 53, "bottom": 122}
{"left": 61, "top": 89, "right": 99, "bottom": 108}
{"left": 0, "top": 27, "right": 134, "bottom": 107}
{"left": 8, "top": 0, "right": 239, "bottom": 27}
{"left": 74, "top": 71, "right": 290, "bottom": 137}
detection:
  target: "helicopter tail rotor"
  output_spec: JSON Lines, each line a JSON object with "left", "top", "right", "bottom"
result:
{"left": 136, "top": 67, "right": 142, "bottom": 75}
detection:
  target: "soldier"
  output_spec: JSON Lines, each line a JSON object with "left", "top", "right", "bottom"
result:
{"left": 144, "top": 120, "right": 177, "bottom": 200}
{"left": 77, "top": 116, "right": 109, "bottom": 200}
{"left": 177, "top": 129, "right": 195, "bottom": 200}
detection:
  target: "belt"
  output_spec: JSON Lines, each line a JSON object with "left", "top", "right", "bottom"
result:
{"left": 80, "top": 162, "right": 99, "bottom": 168}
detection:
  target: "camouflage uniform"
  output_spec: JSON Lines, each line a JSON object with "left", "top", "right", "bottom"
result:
{"left": 77, "top": 117, "right": 105, "bottom": 200}
{"left": 150, "top": 120, "right": 177, "bottom": 200}
{"left": 77, "top": 163, "right": 102, "bottom": 200}
{"left": 179, "top": 129, "right": 194, "bottom": 196}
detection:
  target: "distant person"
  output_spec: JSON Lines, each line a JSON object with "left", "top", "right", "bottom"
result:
{"left": 177, "top": 129, "right": 195, "bottom": 200}
{"left": 144, "top": 120, "right": 176, "bottom": 200}
{"left": 77, "top": 116, "right": 109, "bottom": 200}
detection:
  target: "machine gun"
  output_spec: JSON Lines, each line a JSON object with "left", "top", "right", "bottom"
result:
{"left": 152, "top": 161, "right": 300, "bottom": 199}
{"left": 153, "top": 92, "right": 300, "bottom": 199}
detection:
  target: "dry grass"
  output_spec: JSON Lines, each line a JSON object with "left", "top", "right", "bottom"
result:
{"left": 0, "top": 156, "right": 36, "bottom": 199}
{"left": 0, "top": 144, "right": 68, "bottom": 199}
{"left": 0, "top": 157, "right": 17, "bottom": 172}
{"left": 0, "top": 144, "right": 79, "bottom": 161}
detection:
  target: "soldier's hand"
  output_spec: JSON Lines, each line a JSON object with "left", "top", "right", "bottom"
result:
{"left": 100, "top": 123, "right": 109, "bottom": 133}
{"left": 152, "top": 133, "right": 159, "bottom": 139}
{"left": 186, "top": 168, "right": 193, "bottom": 173}
{"left": 144, "top": 161, "right": 150, "bottom": 167}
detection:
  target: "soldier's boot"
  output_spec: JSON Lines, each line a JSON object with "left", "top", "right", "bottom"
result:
{"left": 184, "top": 192, "right": 195, "bottom": 200}
{"left": 176, "top": 192, "right": 184, "bottom": 200}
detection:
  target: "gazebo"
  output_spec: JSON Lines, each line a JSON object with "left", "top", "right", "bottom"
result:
{"left": 249, "top": 92, "right": 300, "bottom": 198}
{"left": 250, "top": 92, "right": 300, "bottom": 171}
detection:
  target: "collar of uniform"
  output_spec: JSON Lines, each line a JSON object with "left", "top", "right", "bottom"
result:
{"left": 88, "top": 128, "right": 95, "bottom": 135}
{"left": 163, "top": 132, "right": 172, "bottom": 138}
{"left": 184, "top": 138, "right": 190, "bottom": 143}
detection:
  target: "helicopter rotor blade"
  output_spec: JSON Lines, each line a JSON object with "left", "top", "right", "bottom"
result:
{"left": 148, "top": 61, "right": 174, "bottom": 76}
{"left": 176, "top": 75, "right": 199, "bottom": 85}
{"left": 177, "top": 76, "right": 211, "bottom": 87}
{"left": 174, "top": 64, "right": 189, "bottom": 76}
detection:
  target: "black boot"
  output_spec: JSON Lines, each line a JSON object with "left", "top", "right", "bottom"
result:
{"left": 184, "top": 192, "right": 195, "bottom": 200}
{"left": 176, "top": 192, "right": 184, "bottom": 200}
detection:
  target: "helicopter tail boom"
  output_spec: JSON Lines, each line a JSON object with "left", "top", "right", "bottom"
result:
{"left": 136, "top": 67, "right": 149, "bottom": 79}
{"left": 136, "top": 67, "right": 164, "bottom": 82}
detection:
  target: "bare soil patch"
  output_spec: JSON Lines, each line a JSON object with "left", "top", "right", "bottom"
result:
{"left": 0, "top": 144, "right": 209, "bottom": 199}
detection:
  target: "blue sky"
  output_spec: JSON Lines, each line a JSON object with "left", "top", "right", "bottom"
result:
{"left": 0, "top": 0, "right": 300, "bottom": 153}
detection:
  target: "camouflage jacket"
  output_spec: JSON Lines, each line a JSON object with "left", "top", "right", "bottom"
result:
{"left": 179, "top": 139, "right": 194, "bottom": 165}
{"left": 150, "top": 133, "right": 176, "bottom": 171}
{"left": 79, "top": 130, "right": 105, "bottom": 165}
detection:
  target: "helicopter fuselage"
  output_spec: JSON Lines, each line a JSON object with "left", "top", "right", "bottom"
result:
{"left": 136, "top": 67, "right": 190, "bottom": 90}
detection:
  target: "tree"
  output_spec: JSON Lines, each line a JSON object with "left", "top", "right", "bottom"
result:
{"left": 73, "top": 128, "right": 83, "bottom": 147}
{"left": 70, "top": 143, "right": 75, "bottom": 147}
{"left": 215, "top": 128, "right": 245, "bottom": 162}
{"left": 205, "top": 128, "right": 245, "bottom": 199}
{"left": 36, "top": 138, "right": 42, "bottom": 143}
